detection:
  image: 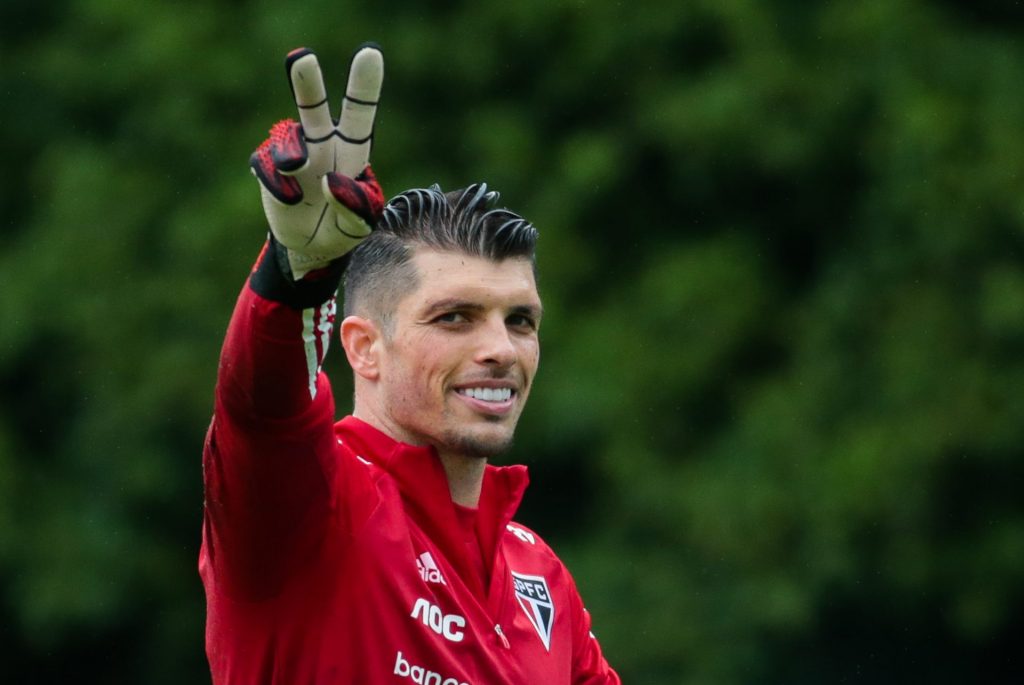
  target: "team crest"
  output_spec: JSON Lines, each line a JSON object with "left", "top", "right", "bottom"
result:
{"left": 511, "top": 571, "right": 555, "bottom": 651}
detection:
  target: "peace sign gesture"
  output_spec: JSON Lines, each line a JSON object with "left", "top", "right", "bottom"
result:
{"left": 251, "top": 45, "right": 385, "bottom": 278}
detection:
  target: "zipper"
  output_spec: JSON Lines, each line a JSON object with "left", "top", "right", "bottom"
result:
{"left": 494, "top": 624, "right": 510, "bottom": 649}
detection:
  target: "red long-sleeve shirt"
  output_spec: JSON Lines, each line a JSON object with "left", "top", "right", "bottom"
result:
{"left": 200, "top": 246, "right": 620, "bottom": 684}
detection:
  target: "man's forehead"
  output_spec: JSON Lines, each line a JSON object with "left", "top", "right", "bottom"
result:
{"left": 404, "top": 248, "right": 540, "bottom": 308}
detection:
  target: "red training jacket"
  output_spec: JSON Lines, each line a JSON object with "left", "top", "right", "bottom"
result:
{"left": 200, "top": 246, "right": 620, "bottom": 684}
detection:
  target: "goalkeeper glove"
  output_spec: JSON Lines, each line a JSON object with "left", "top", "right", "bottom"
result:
{"left": 250, "top": 44, "right": 384, "bottom": 279}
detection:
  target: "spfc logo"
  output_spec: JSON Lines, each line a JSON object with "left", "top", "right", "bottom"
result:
{"left": 511, "top": 571, "right": 555, "bottom": 651}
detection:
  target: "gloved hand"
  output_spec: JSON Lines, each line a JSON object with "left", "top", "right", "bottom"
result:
{"left": 250, "top": 45, "right": 384, "bottom": 279}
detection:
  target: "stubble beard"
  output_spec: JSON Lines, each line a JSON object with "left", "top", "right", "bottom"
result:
{"left": 439, "top": 415, "right": 516, "bottom": 460}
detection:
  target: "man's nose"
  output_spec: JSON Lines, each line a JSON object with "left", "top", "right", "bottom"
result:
{"left": 475, "top": 317, "right": 517, "bottom": 368}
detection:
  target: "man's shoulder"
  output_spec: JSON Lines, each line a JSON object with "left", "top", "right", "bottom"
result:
{"left": 501, "top": 520, "right": 589, "bottom": 610}
{"left": 503, "top": 520, "right": 562, "bottom": 563}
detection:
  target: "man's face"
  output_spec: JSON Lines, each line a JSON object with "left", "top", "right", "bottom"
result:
{"left": 374, "top": 248, "right": 542, "bottom": 459}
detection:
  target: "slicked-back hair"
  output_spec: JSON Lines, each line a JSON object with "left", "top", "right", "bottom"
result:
{"left": 343, "top": 183, "right": 538, "bottom": 328}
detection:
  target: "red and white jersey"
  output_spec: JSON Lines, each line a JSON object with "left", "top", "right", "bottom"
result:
{"left": 200, "top": 250, "right": 620, "bottom": 684}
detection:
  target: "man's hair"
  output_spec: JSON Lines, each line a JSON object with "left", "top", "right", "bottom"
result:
{"left": 343, "top": 183, "right": 538, "bottom": 326}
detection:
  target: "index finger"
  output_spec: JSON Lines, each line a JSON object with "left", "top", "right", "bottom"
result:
{"left": 336, "top": 43, "right": 384, "bottom": 177}
{"left": 286, "top": 48, "right": 334, "bottom": 141}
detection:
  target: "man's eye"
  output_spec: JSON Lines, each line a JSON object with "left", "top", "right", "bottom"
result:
{"left": 508, "top": 314, "right": 536, "bottom": 330}
{"left": 434, "top": 312, "right": 467, "bottom": 324}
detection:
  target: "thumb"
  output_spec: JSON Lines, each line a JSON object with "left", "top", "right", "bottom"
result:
{"left": 322, "top": 166, "right": 385, "bottom": 229}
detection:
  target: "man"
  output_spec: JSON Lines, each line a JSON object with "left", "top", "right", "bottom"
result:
{"left": 200, "top": 43, "right": 620, "bottom": 684}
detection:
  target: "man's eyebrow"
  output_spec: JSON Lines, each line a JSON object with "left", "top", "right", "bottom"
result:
{"left": 420, "top": 299, "right": 544, "bottom": 319}
{"left": 510, "top": 304, "right": 544, "bottom": 320}
{"left": 421, "top": 299, "right": 485, "bottom": 317}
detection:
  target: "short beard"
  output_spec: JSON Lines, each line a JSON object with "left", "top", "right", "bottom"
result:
{"left": 439, "top": 425, "right": 514, "bottom": 460}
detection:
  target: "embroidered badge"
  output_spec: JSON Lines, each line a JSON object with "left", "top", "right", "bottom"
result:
{"left": 511, "top": 571, "right": 555, "bottom": 651}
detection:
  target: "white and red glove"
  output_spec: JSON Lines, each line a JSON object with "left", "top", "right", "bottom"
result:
{"left": 250, "top": 45, "right": 384, "bottom": 279}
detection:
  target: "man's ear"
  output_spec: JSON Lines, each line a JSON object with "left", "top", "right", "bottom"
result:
{"left": 340, "top": 315, "right": 382, "bottom": 381}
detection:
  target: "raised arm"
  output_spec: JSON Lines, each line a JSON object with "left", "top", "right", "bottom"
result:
{"left": 201, "top": 45, "right": 384, "bottom": 599}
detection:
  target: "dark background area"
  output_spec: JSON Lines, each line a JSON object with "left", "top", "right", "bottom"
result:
{"left": 2, "top": 0, "right": 1023, "bottom": 682}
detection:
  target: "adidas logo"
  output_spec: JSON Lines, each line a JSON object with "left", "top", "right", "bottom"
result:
{"left": 416, "top": 552, "right": 446, "bottom": 585}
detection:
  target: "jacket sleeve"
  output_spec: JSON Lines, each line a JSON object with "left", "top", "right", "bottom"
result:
{"left": 201, "top": 239, "right": 346, "bottom": 600}
{"left": 569, "top": 573, "right": 622, "bottom": 685}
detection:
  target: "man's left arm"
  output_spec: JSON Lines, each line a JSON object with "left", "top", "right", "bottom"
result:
{"left": 569, "top": 577, "right": 622, "bottom": 684}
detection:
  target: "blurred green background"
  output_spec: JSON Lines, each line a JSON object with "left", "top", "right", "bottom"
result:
{"left": 2, "top": 0, "right": 1023, "bottom": 682}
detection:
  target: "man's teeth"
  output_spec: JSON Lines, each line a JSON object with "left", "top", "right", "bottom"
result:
{"left": 458, "top": 387, "right": 512, "bottom": 402}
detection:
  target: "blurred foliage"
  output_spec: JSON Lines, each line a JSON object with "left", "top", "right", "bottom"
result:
{"left": 2, "top": 0, "right": 1024, "bottom": 682}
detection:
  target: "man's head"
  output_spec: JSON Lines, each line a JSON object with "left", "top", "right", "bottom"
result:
{"left": 340, "top": 184, "right": 542, "bottom": 460}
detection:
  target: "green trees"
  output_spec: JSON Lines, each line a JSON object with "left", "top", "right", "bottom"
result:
{"left": 2, "top": 1, "right": 1022, "bottom": 682}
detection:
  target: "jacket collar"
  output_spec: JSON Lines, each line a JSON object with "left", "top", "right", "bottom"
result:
{"left": 335, "top": 416, "right": 529, "bottom": 596}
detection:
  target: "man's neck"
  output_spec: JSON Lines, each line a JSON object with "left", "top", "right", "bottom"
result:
{"left": 436, "top": 451, "right": 486, "bottom": 508}
{"left": 352, "top": 405, "right": 486, "bottom": 508}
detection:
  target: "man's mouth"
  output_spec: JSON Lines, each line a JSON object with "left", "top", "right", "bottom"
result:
{"left": 455, "top": 387, "right": 514, "bottom": 403}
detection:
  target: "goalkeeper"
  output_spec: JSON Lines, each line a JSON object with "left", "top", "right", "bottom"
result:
{"left": 200, "top": 43, "right": 620, "bottom": 684}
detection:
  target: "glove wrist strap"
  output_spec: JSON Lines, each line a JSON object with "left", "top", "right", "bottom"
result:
{"left": 250, "top": 235, "right": 348, "bottom": 309}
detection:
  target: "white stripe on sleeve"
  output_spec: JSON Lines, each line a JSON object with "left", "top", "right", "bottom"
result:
{"left": 300, "top": 298, "right": 338, "bottom": 400}
{"left": 301, "top": 307, "right": 319, "bottom": 399}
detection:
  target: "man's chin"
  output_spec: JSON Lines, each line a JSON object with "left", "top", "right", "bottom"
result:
{"left": 439, "top": 428, "right": 515, "bottom": 460}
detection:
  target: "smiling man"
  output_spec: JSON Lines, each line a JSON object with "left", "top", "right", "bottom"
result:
{"left": 200, "top": 45, "right": 620, "bottom": 684}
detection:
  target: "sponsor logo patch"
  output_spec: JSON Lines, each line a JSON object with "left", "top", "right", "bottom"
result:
{"left": 512, "top": 571, "right": 555, "bottom": 651}
{"left": 410, "top": 598, "right": 466, "bottom": 643}
{"left": 417, "top": 551, "right": 446, "bottom": 585}
{"left": 393, "top": 651, "right": 471, "bottom": 685}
